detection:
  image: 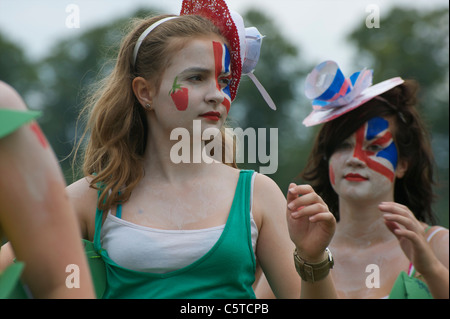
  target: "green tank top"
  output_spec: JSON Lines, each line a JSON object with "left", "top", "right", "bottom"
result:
{"left": 93, "top": 170, "right": 257, "bottom": 299}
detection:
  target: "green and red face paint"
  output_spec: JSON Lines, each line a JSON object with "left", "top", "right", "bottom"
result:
{"left": 169, "top": 41, "right": 232, "bottom": 112}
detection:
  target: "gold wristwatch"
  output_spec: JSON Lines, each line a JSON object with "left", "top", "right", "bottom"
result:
{"left": 293, "top": 248, "right": 334, "bottom": 283}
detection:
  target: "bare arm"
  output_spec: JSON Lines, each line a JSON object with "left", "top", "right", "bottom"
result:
{"left": 286, "top": 183, "right": 338, "bottom": 299}
{"left": 253, "top": 174, "right": 301, "bottom": 298}
{"left": 66, "top": 177, "right": 98, "bottom": 242}
{"left": 382, "top": 202, "right": 449, "bottom": 299}
{"left": 0, "top": 81, "right": 94, "bottom": 298}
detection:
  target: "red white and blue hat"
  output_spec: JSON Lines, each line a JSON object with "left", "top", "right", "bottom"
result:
{"left": 181, "top": 0, "right": 276, "bottom": 110}
{"left": 303, "top": 60, "right": 404, "bottom": 126}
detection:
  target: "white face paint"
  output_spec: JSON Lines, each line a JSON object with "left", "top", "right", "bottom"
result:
{"left": 329, "top": 117, "right": 399, "bottom": 202}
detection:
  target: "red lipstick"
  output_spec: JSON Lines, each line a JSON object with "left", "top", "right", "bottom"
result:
{"left": 344, "top": 173, "right": 368, "bottom": 182}
{"left": 200, "top": 111, "right": 220, "bottom": 122}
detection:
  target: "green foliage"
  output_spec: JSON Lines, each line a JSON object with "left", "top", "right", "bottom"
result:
{"left": 29, "top": 8, "right": 158, "bottom": 180}
{"left": 0, "top": 32, "right": 39, "bottom": 101}
{"left": 229, "top": 9, "right": 315, "bottom": 193}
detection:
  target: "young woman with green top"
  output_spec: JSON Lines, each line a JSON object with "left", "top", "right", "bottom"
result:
{"left": 67, "top": 0, "right": 337, "bottom": 299}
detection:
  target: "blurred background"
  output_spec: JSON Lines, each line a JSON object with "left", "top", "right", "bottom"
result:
{"left": 0, "top": 0, "right": 448, "bottom": 227}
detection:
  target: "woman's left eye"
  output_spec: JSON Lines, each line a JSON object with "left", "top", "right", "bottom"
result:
{"left": 218, "top": 76, "right": 231, "bottom": 87}
{"left": 367, "top": 144, "right": 383, "bottom": 152}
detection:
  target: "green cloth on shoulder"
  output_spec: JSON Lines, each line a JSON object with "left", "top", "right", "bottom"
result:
{"left": 0, "top": 108, "right": 41, "bottom": 138}
{"left": 83, "top": 239, "right": 106, "bottom": 298}
{"left": 0, "top": 240, "right": 107, "bottom": 299}
{"left": 389, "top": 271, "right": 432, "bottom": 299}
{"left": 0, "top": 262, "right": 28, "bottom": 299}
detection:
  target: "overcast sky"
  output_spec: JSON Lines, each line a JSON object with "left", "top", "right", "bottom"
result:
{"left": 0, "top": 0, "right": 448, "bottom": 73}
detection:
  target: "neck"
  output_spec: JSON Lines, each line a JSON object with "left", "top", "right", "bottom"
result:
{"left": 143, "top": 128, "right": 221, "bottom": 184}
{"left": 334, "top": 197, "right": 396, "bottom": 247}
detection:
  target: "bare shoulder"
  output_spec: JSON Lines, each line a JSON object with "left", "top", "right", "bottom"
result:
{"left": 0, "top": 81, "right": 27, "bottom": 110}
{"left": 253, "top": 173, "right": 285, "bottom": 202}
{"left": 67, "top": 176, "right": 95, "bottom": 200}
{"left": 252, "top": 173, "right": 286, "bottom": 226}
{"left": 66, "top": 177, "right": 98, "bottom": 240}
{"left": 426, "top": 225, "right": 449, "bottom": 266}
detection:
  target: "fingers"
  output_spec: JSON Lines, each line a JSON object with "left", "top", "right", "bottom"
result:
{"left": 380, "top": 202, "right": 424, "bottom": 242}
{"left": 286, "top": 183, "right": 297, "bottom": 208}
{"left": 379, "top": 202, "right": 413, "bottom": 218}
{"left": 287, "top": 183, "right": 330, "bottom": 221}
{"left": 287, "top": 184, "right": 325, "bottom": 207}
{"left": 380, "top": 202, "right": 421, "bottom": 229}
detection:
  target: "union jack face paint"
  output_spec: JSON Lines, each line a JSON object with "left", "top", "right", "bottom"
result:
{"left": 353, "top": 117, "right": 398, "bottom": 182}
{"left": 212, "top": 41, "right": 232, "bottom": 113}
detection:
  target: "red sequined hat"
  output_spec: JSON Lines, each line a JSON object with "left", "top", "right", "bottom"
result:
{"left": 180, "top": 0, "right": 242, "bottom": 102}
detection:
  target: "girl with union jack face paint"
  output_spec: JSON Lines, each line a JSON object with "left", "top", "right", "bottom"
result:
{"left": 298, "top": 62, "right": 448, "bottom": 299}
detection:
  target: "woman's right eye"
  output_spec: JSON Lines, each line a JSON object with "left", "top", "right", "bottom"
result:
{"left": 336, "top": 141, "right": 353, "bottom": 150}
{"left": 188, "top": 75, "right": 202, "bottom": 82}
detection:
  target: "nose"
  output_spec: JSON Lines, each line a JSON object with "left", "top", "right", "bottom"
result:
{"left": 346, "top": 150, "right": 367, "bottom": 167}
{"left": 205, "top": 80, "right": 231, "bottom": 113}
{"left": 205, "top": 80, "right": 225, "bottom": 105}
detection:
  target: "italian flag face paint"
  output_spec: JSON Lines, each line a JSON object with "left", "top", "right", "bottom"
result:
{"left": 212, "top": 41, "right": 232, "bottom": 113}
{"left": 353, "top": 117, "right": 398, "bottom": 182}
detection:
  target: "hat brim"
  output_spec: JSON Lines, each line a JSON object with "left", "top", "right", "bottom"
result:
{"left": 303, "top": 77, "right": 404, "bottom": 127}
{"left": 0, "top": 109, "right": 41, "bottom": 138}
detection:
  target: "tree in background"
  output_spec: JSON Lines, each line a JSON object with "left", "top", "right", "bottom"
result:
{"left": 0, "top": 5, "right": 447, "bottom": 227}
{"left": 0, "top": 32, "right": 39, "bottom": 105}
{"left": 32, "top": 9, "right": 157, "bottom": 180}
{"left": 227, "top": 9, "right": 313, "bottom": 194}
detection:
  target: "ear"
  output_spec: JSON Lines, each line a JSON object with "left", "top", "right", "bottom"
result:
{"left": 132, "top": 77, "right": 154, "bottom": 108}
{"left": 395, "top": 159, "right": 408, "bottom": 179}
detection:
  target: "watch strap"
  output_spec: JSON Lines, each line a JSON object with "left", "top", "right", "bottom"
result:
{"left": 293, "top": 248, "right": 334, "bottom": 283}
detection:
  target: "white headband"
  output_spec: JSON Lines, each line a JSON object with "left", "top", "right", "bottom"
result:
{"left": 132, "top": 13, "right": 276, "bottom": 110}
{"left": 132, "top": 16, "right": 178, "bottom": 66}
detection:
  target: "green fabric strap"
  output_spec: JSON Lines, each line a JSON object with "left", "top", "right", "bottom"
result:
{"left": 0, "top": 262, "right": 28, "bottom": 299}
{"left": 93, "top": 169, "right": 256, "bottom": 299}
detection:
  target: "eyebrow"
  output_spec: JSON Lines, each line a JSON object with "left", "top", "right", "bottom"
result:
{"left": 179, "top": 67, "right": 231, "bottom": 77}
{"left": 180, "top": 67, "right": 210, "bottom": 74}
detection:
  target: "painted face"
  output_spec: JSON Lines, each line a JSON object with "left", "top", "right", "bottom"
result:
{"left": 169, "top": 76, "right": 189, "bottom": 111}
{"left": 212, "top": 41, "right": 232, "bottom": 113}
{"left": 328, "top": 116, "right": 399, "bottom": 200}
{"left": 163, "top": 39, "right": 232, "bottom": 113}
{"left": 353, "top": 116, "right": 398, "bottom": 182}
{"left": 152, "top": 37, "right": 232, "bottom": 132}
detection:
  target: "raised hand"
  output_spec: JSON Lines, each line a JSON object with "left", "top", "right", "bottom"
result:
{"left": 380, "top": 202, "right": 437, "bottom": 275}
{"left": 286, "top": 183, "right": 336, "bottom": 262}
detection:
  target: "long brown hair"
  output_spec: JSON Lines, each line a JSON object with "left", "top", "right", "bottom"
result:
{"left": 301, "top": 80, "right": 437, "bottom": 223}
{"left": 74, "top": 14, "right": 236, "bottom": 212}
